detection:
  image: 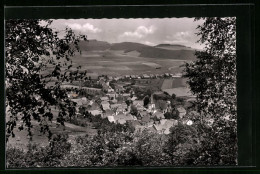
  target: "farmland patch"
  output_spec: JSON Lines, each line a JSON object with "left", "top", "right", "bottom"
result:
{"left": 142, "top": 62, "right": 162, "bottom": 68}
{"left": 108, "top": 66, "right": 132, "bottom": 71}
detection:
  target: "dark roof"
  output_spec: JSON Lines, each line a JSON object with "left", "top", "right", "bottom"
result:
{"left": 104, "top": 109, "right": 114, "bottom": 115}
{"left": 141, "top": 115, "right": 150, "bottom": 123}
{"left": 131, "top": 120, "right": 141, "bottom": 127}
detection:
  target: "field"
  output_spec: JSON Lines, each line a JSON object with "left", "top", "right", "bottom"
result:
{"left": 70, "top": 50, "right": 188, "bottom": 76}
{"left": 6, "top": 106, "right": 97, "bottom": 149}
{"left": 7, "top": 43, "right": 194, "bottom": 150}
{"left": 161, "top": 78, "right": 188, "bottom": 90}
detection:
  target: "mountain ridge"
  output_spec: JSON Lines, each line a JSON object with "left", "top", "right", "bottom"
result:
{"left": 78, "top": 40, "right": 196, "bottom": 60}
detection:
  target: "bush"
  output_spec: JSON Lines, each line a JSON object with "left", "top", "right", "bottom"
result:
{"left": 6, "top": 133, "right": 71, "bottom": 168}
{"left": 6, "top": 147, "right": 27, "bottom": 168}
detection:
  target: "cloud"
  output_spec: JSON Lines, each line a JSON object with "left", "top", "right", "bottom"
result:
{"left": 163, "top": 31, "right": 197, "bottom": 47}
{"left": 65, "top": 23, "right": 102, "bottom": 33}
{"left": 166, "top": 31, "right": 191, "bottom": 41}
{"left": 119, "top": 25, "right": 156, "bottom": 39}
{"left": 163, "top": 40, "right": 189, "bottom": 45}
{"left": 142, "top": 41, "right": 155, "bottom": 46}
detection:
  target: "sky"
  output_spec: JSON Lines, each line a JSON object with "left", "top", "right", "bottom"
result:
{"left": 50, "top": 18, "right": 205, "bottom": 49}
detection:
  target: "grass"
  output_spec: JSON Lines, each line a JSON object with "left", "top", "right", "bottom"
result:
{"left": 7, "top": 107, "right": 97, "bottom": 150}
{"left": 70, "top": 50, "right": 187, "bottom": 76}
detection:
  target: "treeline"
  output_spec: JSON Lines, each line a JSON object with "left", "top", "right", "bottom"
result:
{"left": 6, "top": 120, "right": 236, "bottom": 168}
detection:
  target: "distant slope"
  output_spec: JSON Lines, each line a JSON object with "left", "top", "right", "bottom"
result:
{"left": 78, "top": 40, "right": 111, "bottom": 51}
{"left": 78, "top": 41, "right": 196, "bottom": 60}
{"left": 111, "top": 42, "right": 196, "bottom": 60}
{"left": 155, "top": 44, "right": 194, "bottom": 51}
{"left": 110, "top": 42, "right": 149, "bottom": 51}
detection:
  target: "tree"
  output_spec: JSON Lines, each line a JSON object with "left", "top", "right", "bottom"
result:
{"left": 143, "top": 96, "right": 150, "bottom": 107}
{"left": 171, "top": 93, "right": 176, "bottom": 100}
{"left": 130, "top": 105, "right": 138, "bottom": 116}
{"left": 164, "top": 109, "right": 179, "bottom": 120}
{"left": 184, "top": 17, "right": 237, "bottom": 165}
{"left": 5, "top": 19, "right": 87, "bottom": 140}
{"left": 163, "top": 123, "right": 199, "bottom": 166}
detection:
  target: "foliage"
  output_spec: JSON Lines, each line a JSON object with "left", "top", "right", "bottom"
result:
{"left": 6, "top": 133, "right": 71, "bottom": 168}
{"left": 5, "top": 19, "right": 86, "bottom": 140}
{"left": 133, "top": 130, "right": 168, "bottom": 166}
{"left": 143, "top": 96, "right": 150, "bottom": 107}
{"left": 133, "top": 88, "right": 153, "bottom": 100}
{"left": 164, "top": 109, "right": 179, "bottom": 120}
{"left": 163, "top": 123, "right": 200, "bottom": 166}
{"left": 60, "top": 131, "right": 135, "bottom": 167}
{"left": 130, "top": 105, "right": 138, "bottom": 116}
{"left": 153, "top": 93, "right": 171, "bottom": 101}
{"left": 184, "top": 17, "right": 237, "bottom": 165}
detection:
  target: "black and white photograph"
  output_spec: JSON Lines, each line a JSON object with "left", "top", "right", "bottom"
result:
{"left": 5, "top": 17, "right": 237, "bottom": 168}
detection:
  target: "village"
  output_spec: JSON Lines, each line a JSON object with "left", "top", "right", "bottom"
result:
{"left": 60, "top": 72, "right": 198, "bottom": 135}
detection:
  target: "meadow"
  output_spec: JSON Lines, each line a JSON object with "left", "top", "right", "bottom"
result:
{"left": 71, "top": 50, "right": 188, "bottom": 76}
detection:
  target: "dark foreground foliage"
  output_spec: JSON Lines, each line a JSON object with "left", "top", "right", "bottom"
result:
{"left": 6, "top": 121, "right": 237, "bottom": 168}
{"left": 6, "top": 133, "right": 71, "bottom": 168}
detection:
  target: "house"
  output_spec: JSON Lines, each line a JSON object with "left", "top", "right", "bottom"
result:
{"left": 89, "top": 109, "right": 102, "bottom": 116}
{"left": 107, "top": 116, "right": 116, "bottom": 123}
{"left": 81, "top": 87, "right": 102, "bottom": 95}
{"left": 100, "top": 96, "right": 109, "bottom": 101}
{"left": 116, "top": 106, "right": 126, "bottom": 114}
{"left": 126, "top": 113, "right": 137, "bottom": 120}
{"left": 101, "top": 100, "right": 109, "bottom": 105}
{"left": 135, "top": 125, "right": 146, "bottom": 133}
{"left": 111, "top": 104, "right": 121, "bottom": 109}
{"left": 130, "top": 120, "right": 141, "bottom": 127}
{"left": 89, "top": 102, "right": 100, "bottom": 110}
{"left": 163, "top": 120, "right": 178, "bottom": 134}
{"left": 141, "top": 114, "right": 151, "bottom": 124}
{"left": 176, "top": 107, "right": 186, "bottom": 118}
{"left": 98, "top": 79, "right": 106, "bottom": 85}
{"left": 114, "top": 113, "right": 135, "bottom": 124}
{"left": 114, "top": 85, "right": 124, "bottom": 92}
{"left": 130, "top": 75, "right": 137, "bottom": 79}
{"left": 101, "top": 103, "right": 110, "bottom": 111}
{"left": 160, "top": 119, "right": 167, "bottom": 125}
{"left": 142, "top": 74, "right": 150, "bottom": 79}
{"left": 136, "top": 105, "right": 145, "bottom": 111}
{"left": 117, "top": 119, "right": 126, "bottom": 124}
{"left": 146, "top": 126, "right": 157, "bottom": 133}
{"left": 153, "top": 122, "right": 172, "bottom": 134}
{"left": 146, "top": 121, "right": 154, "bottom": 127}
{"left": 102, "top": 109, "right": 114, "bottom": 118}
{"left": 148, "top": 103, "right": 155, "bottom": 110}
{"left": 106, "top": 92, "right": 117, "bottom": 100}
{"left": 102, "top": 84, "right": 110, "bottom": 91}
{"left": 108, "top": 76, "right": 113, "bottom": 80}
{"left": 107, "top": 87, "right": 114, "bottom": 93}
{"left": 68, "top": 93, "right": 79, "bottom": 98}
{"left": 110, "top": 99, "right": 118, "bottom": 104}
{"left": 133, "top": 100, "right": 143, "bottom": 106}
{"left": 153, "top": 111, "right": 165, "bottom": 120}
{"left": 131, "top": 96, "right": 138, "bottom": 101}
{"left": 138, "top": 111, "right": 149, "bottom": 118}
{"left": 71, "top": 97, "right": 88, "bottom": 106}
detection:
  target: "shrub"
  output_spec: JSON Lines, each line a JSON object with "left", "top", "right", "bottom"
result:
{"left": 6, "top": 133, "right": 71, "bottom": 168}
{"left": 6, "top": 147, "right": 27, "bottom": 168}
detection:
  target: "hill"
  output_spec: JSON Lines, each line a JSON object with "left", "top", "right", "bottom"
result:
{"left": 155, "top": 44, "right": 194, "bottom": 51}
{"left": 110, "top": 42, "right": 196, "bottom": 60}
{"left": 110, "top": 42, "right": 150, "bottom": 51}
{"left": 78, "top": 40, "right": 111, "bottom": 51}
{"left": 78, "top": 40, "right": 196, "bottom": 60}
